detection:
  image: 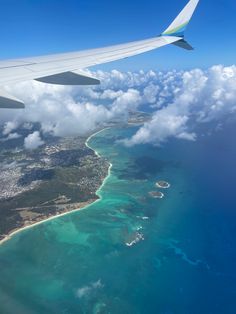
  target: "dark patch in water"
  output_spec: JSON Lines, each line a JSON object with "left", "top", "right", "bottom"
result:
{"left": 119, "top": 156, "right": 171, "bottom": 180}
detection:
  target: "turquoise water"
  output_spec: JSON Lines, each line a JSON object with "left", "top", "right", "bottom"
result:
{"left": 0, "top": 126, "right": 236, "bottom": 313}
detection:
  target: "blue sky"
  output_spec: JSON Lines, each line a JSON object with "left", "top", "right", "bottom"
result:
{"left": 0, "top": 0, "right": 235, "bottom": 71}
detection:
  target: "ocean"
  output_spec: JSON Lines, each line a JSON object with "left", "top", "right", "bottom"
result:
{"left": 0, "top": 125, "right": 236, "bottom": 314}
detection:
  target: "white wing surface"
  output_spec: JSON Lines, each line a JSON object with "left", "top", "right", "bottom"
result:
{"left": 0, "top": 0, "right": 199, "bottom": 109}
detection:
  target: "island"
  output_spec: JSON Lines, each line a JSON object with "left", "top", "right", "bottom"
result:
{"left": 148, "top": 191, "right": 164, "bottom": 199}
{"left": 156, "top": 181, "right": 170, "bottom": 189}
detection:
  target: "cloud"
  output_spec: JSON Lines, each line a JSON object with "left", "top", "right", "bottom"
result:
{"left": 1, "top": 81, "right": 142, "bottom": 138}
{"left": 7, "top": 132, "right": 21, "bottom": 140}
{"left": 0, "top": 65, "right": 236, "bottom": 146}
{"left": 143, "top": 83, "right": 160, "bottom": 104}
{"left": 124, "top": 114, "right": 196, "bottom": 146}
{"left": 24, "top": 131, "right": 44, "bottom": 150}
{"left": 125, "top": 65, "right": 236, "bottom": 145}
{"left": 3, "top": 121, "right": 19, "bottom": 135}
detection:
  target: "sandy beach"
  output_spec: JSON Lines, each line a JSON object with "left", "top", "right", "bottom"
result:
{"left": 0, "top": 201, "right": 93, "bottom": 246}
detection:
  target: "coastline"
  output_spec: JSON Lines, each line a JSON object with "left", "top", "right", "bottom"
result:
{"left": 86, "top": 128, "right": 113, "bottom": 197}
{"left": 85, "top": 127, "right": 110, "bottom": 156}
{"left": 0, "top": 128, "right": 112, "bottom": 246}
{"left": 0, "top": 200, "right": 94, "bottom": 246}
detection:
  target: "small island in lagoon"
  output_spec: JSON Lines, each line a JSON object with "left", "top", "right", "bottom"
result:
{"left": 149, "top": 191, "right": 164, "bottom": 199}
{"left": 156, "top": 180, "right": 170, "bottom": 189}
{"left": 149, "top": 180, "right": 171, "bottom": 199}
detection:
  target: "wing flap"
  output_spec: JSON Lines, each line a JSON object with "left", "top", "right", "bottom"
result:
{"left": 36, "top": 70, "right": 100, "bottom": 85}
{"left": 0, "top": 90, "right": 25, "bottom": 109}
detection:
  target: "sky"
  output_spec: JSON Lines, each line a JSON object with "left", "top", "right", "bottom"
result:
{"left": 0, "top": 0, "right": 235, "bottom": 71}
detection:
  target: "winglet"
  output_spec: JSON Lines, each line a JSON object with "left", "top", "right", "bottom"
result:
{"left": 162, "top": 0, "right": 199, "bottom": 37}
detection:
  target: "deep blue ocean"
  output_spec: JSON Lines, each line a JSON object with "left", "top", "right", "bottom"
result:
{"left": 0, "top": 125, "right": 236, "bottom": 314}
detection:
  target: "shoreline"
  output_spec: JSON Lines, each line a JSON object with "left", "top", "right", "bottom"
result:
{"left": 85, "top": 127, "right": 113, "bottom": 198}
{"left": 0, "top": 128, "right": 112, "bottom": 246}
{"left": 0, "top": 201, "right": 94, "bottom": 246}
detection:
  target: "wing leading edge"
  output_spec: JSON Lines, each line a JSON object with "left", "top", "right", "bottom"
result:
{"left": 0, "top": 0, "right": 199, "bottom": 109}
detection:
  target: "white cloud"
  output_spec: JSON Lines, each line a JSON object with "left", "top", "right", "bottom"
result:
{"left": 124, "top": 113, "right": 195, "bottom": 146}
{"left": 143, "top": 83, "right": 160, "bottom": 104}
{"left": 0, "top": 65, "right": 236, "bottom": 146}
{"left": 125, "top": 65, "right": 236, "bottom": 145}
{"left": 1, "top": 81, "right": 142, "bottom": 138}
{"left": 24, "top": 131, "right": 44, "bottom": 150}
{"left": 7, "top": 132, "right": 21, "bottom": 140}
{"left": 3, "top": 121, "right": 19, "bottom": 135}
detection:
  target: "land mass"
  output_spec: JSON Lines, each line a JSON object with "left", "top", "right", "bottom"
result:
{"left": 0, "top": 112, "right": 150, "bottom": 244}
{"left": 0, "top": 130, "right": 109, "bottom": 244}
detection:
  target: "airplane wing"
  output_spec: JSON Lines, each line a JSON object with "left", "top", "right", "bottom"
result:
{"left": 0, "top": 0, "right": 199, "bottom": 109}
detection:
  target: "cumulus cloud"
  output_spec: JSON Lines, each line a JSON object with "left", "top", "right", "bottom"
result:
{"left": 1, "top": 82, "right": 142, "bottom": 138}
{"left": 124, "top": 114, "right": 196, "bottom": 146}
{"left": 125, "top": 65, "right": 236, "bottom": 145}
{"left": 0, "top": 65, "right": 236, "bottom": 146}
{"left": 143, "top": 83, "right": 160, "bottom": 104}
{"left": 3, "top": 121, "right": 19, "bottom": 135}
{"left": 24, "top": 131, "right": 44, "bottom": 150}
{"left": 7, "top": 132, "right": 21, "bottom": 140}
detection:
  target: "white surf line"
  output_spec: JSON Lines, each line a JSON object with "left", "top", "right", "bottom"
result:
{"left": 85, "top": 127, "right": 113, "bottom": 198}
